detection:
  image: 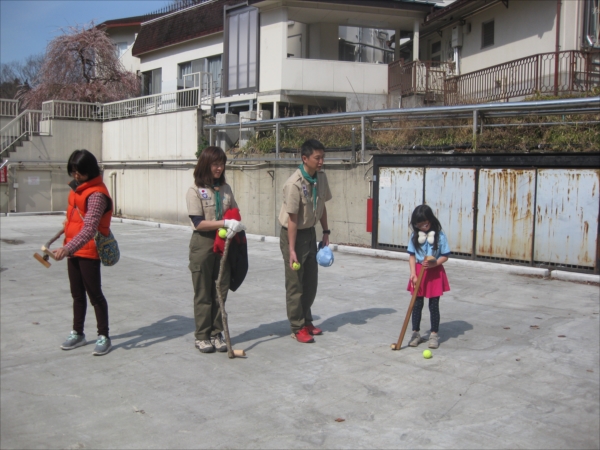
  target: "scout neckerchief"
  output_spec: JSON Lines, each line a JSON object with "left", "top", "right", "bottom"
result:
{"left": 213, "top": 181, "right": 222, "bottom": 220}
{"left": 298, "top": 164, "right": 317, "bottom": 212}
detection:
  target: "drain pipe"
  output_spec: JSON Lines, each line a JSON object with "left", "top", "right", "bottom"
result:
{"left": 108, "top": 171, "right": 117, "bottom": 215}
{"left": 554, "top": 0, "right": 562, "bottom": 96}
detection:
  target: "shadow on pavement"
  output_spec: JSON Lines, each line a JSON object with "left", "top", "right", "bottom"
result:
{"left": 318, "top": 307, "right": 396, "bottom": 332}
{"left": 111, "top": 315, "right": 194, "bottom": 350}
{"left": 439, "top": 320, "right": 473, "bottom": 343}
{"left": 231, "top": 308, "right": 396, "bottom": 351}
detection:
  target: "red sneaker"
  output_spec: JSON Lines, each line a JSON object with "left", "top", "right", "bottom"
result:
{"left": 292, "top": 326, "right": 315, "bottom": 343}
{"left": 305, "top": 324, "right": 322, "bottom": 336}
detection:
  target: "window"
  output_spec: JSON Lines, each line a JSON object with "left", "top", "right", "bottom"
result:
{"left": 115, "top": 42, "right": 128, "bottom": 59}
{"left": 141, "top": 68, "right": 162, "bottom": 96}
{"left": 582, "top": 0, "right": 599, "bottom": 47}
{"left": 431, "top": 41, "right": 442, "bottom": 62}
{"left": 482, "top": 20, "right": 494, "bottom": 48}
{"left": 178, "top": 56, "right": 222, "bottom": 92}
{"left": 224, "top": 5, "right": 259, "bottom": 96}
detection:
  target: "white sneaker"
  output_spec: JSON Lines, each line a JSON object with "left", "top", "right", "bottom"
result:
{"left": 195, "top": 339, "right": 215, "bottom": 353}
{"left": 408, "top": 331, "right": 422, "bottom": 347}
{"left": 210, "top": 333, "right": 228, "bottom": 353}
{"left": 428, "top": 333, "right": 439, "bottom": 349}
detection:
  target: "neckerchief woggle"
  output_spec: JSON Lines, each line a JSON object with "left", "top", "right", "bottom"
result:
{"left": 213, "top": 181, "right": 222, "bottom": 220}
{"left": 298, "top": 164, "right": 317, "bottom": 212}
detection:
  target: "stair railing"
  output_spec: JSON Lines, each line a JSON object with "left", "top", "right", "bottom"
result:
{"left": 0, "top": 110, "right": 44, "bottom": 157}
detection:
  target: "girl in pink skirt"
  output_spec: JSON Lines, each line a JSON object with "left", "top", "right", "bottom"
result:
{"left": 406, "top": 205, "right": 451, "bottom": 349}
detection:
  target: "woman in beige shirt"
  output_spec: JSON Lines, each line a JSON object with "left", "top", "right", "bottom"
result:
{"left": 186, "top": 146, "right": 245, "bottom": 353}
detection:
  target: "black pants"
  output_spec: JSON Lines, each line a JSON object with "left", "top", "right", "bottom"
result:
{"left": 68, "top": 257, "right": 109, "bottom": 337}
{"left": 411, "top": 297, "right": 440, "bottom": 333}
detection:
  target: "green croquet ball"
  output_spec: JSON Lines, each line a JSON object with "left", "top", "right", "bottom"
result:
{"left": 423, "top": 349, "right": 432, "bottom": 359}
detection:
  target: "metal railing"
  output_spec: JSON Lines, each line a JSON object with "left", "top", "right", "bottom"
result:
{"left": 42, "top": 100, "right": 100, "bottom": 121}
{"left": 0, "top": 110, "right": 44, "bottom": 156}
{"left": 0, "top": 99, "right": 19, "bottom": 117}
{"left": 182, "top": 71, "right": 215, "bottom": 94}
{"left": 101, "top": 87, "right": 204, "bottom": 120}
{"left": 444, "top": 50, "right": 600, "bottom": 105}
{"left": 41, "top": 86, "right": 209, "bottom": 122}
{"left": 204, "top": 97, "right": 600, "bottom": 160}
{"left": 389, "top": 60, "right": 455, "bottom": 100}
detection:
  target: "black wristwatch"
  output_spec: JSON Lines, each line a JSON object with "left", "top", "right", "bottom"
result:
{"left": 323, "top": 229, "right": 331, "bottom": 234}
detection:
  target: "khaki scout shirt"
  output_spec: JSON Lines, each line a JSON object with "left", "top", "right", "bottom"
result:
{"left": 186, "top": 183, "right": 238, "bottom": 227}
{"left": 278, "top": 168, "right": 332, "bottom": 229}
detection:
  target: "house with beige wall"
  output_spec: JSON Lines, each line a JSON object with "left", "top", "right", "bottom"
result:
{"left": 391, "top": 0, "right": 599, "bottom": 106}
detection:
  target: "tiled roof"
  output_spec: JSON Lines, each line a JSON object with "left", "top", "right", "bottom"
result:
{"left": 98, "top": 14, "right": 165, "bottom": 29}
{"left": 132, "top": 0, "right": 241, "bottom": 57}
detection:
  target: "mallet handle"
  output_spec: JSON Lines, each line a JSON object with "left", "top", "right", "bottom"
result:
{"left": 393, "top": 256, "right": 434, "bottom": 350}
{"left": 45, "top": 229, "right": 64, "bottom": 249}
{"left": 215, "top": 238, "right": 235, "bottom": 359}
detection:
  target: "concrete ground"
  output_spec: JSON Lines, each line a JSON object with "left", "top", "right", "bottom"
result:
{"left": 1, "top": 215, "right": 598, "bottom": 450}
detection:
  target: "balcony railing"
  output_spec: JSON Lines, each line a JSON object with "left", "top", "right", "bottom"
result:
{"left": 42, "top": 100, "right": 100, "bottom": 121}
{"left": 390, "top": 51, "right": 600, "bottom": 106}
{"left": 0, "top": 99, "right": 19, "bottom": 117}
{"left": 389, "top": 60, "right": 455, "bottom": 101}
{"left": 444, "top": 50, "right": 600, "bottom": 105}
{"left": 40, "top": 85, "right": 210, "bottom": 122}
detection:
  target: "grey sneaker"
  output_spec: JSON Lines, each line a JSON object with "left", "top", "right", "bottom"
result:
{"left": 195, "top": 339, "right": 215, "bottom": 353}
{"left": 61, "top": 331, "right": 87, "bottom": 350}
{"left": 211, "top": 333, "right": 228, "bottom": 353}
{"left": 428, "top": 333, "right": 439, "bottom": 349}
{"left": 408, "top": 331, "right": 422, "bottom": 347}
{"left": 92, "top": 335, "right": 112, "bottom": 356}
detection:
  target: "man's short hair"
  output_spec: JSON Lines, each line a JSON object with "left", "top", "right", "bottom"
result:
{"left": 301, "top": 139, "right": 325, "bottom": 159}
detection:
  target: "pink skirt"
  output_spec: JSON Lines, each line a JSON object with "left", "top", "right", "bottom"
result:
{"left": 406, "top": 263, "right": 450, "bottom": 298}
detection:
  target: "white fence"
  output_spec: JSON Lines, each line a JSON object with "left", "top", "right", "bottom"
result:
{"left": 40, "top": 77, "right": 212, "bottom": 122}
{"left": 42, "top": 100, "right": 100, "bottom": 121}
{"left": 0, "top": 99, "right": 19, "bottom": 117}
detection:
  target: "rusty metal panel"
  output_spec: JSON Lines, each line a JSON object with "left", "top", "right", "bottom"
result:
{"left": 534, "top": 169, "right": 599, "bottom": 267}
{"left": 378, "top": 167, "right": 423, "bottom": 246}
{"left": 425, "top": 168, "right": 475, "bottom": 255}
{"left": 476, "top": 169, "right": 535, "bottom": 261}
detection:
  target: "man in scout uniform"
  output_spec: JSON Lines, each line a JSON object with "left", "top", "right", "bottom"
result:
{"left": 279, "top": 139, "right": 333, "bottom": 343}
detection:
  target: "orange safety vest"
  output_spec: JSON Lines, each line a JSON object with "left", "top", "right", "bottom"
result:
{"left": 64, "top": 176, "right": 113, "bottom": 259}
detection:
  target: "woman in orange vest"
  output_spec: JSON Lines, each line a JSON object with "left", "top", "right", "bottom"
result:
{"left": 53, "top": 149, "right": 113, "bottom": 356}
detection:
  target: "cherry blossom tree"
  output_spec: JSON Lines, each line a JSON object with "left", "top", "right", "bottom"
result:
{"left": 21, "top": 24, "right": 140, "bottom": 109}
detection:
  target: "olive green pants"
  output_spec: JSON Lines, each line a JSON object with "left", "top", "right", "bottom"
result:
{"left": 280, "top": 226, "right": 318, "bottom": 334}
{"left": 189, "top": 231, "right": 230, "bottom": 341}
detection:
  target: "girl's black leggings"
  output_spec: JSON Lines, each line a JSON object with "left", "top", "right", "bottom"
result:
{"left": 68, "top": 257, "right": 109, "bottom": 337}
{"left": 411, "top": 297, "right": 440, "bottom": 333}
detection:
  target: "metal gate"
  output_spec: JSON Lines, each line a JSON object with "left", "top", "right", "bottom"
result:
{"left": 373, "top": 153, "right": 600, "bottom": 273}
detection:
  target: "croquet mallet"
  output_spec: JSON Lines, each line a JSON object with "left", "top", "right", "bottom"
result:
{"left": 215, "top": 237, "right": 246, "bottom": 359}
{"left": 33, "top": 228, "right": 65, "bottom": 268}
{"left": 390, "top": 255, "right": 435, "bottom": 351}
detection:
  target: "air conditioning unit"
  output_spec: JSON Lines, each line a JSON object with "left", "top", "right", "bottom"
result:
{"left": 452, "top": 26, "right": 463, "bottom": 48}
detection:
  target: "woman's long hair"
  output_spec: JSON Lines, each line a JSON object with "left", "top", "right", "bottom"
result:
{"left": 193, "top": 146, "right": 227, "bottom": 188}
{"left": 410, "top": 204, "right": 442, "bottom": 251}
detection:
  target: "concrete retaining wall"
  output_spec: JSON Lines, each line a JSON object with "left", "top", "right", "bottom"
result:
{"left": 105, "top": 162, "right": 373, "bottom": 246}
{"left": 3, "top": 119, "right": 102, "bottom": 213}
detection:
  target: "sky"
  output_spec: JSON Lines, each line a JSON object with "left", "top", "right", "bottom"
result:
{"left": 0, "top": 0, "right": 171, "bottom": 64}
